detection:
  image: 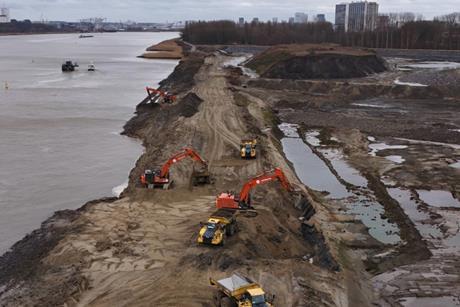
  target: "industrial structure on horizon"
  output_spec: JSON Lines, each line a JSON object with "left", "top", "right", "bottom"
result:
{"left": 0, "top": 7, "right": 10, "bottom": 23}
{"left": 335, "top": 1, "right": 379, "bottom": 32}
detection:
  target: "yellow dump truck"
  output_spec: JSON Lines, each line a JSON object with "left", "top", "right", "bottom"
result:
{"left": 240, "top": 139, "right": 257, "bottom": 159}
{"left": 210, "top": 273, "right": 275, "bottom": 307}
{"left": 197, "top": 209, "right": 237, "bottom": 246}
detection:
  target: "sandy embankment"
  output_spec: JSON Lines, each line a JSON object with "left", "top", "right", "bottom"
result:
{"left": 139, "top": 38, "right": 184, "bottom": 60}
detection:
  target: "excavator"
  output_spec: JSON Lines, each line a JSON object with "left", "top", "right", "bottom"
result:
{"left": 145, "top": 86, "right": 177, "bottom": 105}
{"left": 216, "top": 168, "right": 292, "bottom": 210}
{"left": 140, "top": 147, "right": 210, "bottom": 189}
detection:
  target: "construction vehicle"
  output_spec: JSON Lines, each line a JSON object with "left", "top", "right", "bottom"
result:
{"left": 62, "top": 60, "right": 78, "bottom": 72}
{"left": 140, "top": 147, "right": 210, "bottom": 189}
{"left": 210, "top": 273, "right": 275, "bottom": 307}
{"left": 197, "top": 209, "right": 237, "bottom": 246}
{"left": 240, "top": 139, "right": 257, "bottom": 159}
{"left": 216, "top": 168, "right": 292, "bottom": 210}
{"left": 145, "top": 86, "right": 177, "bottom": 104}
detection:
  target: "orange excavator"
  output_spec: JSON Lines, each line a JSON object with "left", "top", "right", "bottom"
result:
{"left": 145, "top": 86, "right": 177, "bottom": 104}
{"left": 141, "top": 148, "right": 210, "bottom": 189}
{"left": 216, "top": 168, "right": 292, "bottom": 210}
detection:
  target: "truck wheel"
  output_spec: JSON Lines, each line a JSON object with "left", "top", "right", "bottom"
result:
{"left": 220, "top": 297, "right": 236, "bottom": 307}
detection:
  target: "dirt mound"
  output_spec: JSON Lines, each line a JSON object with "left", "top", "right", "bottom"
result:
{"left": 246, "top": 44, "right": 387, "bottom": 79}
{"left": 179, "top": 92, "right": 204, "bottom": 117}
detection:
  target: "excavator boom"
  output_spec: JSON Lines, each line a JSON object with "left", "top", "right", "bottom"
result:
{"left": 146, "top": 87, "right": 177, "bottom": 104}
{"left": 239, "top": 168, "right": 292, "bottom": 204}
{"left": 216, "top": 168, "right": 292, "bottom": 209}
{"left": 160, "top": 148, "right": 207, "bottom": 178}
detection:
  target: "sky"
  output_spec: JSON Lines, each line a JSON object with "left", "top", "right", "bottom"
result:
{"left": 4, "top": 0, "right": 459, "bottom": 23}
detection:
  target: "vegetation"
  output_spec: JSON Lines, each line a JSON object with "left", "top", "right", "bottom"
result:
{"left": 0, "top": 20, "right": 65, "bottom": 34}
{"left": 182, "top": 13, "right": 460, "bottom": 50}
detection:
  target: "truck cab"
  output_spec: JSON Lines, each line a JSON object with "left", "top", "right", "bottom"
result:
{"left": 240, "top": 139, "right": 257, "bottom": 159}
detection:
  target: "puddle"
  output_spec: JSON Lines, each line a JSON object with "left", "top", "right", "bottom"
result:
{"left": 344, "top": 195, "right": 401, "bottom": 244}
{"left": 369, "top": 143, "right": 408, "bottom": 156}
{"left": 388, "top": 188, "right": 442, "bottom": 238}
{"left": 352, "top": 102, "right": 391, "bottom": 108}
{"left": 278, "top": 123, "right": 299, "bottom": 138}
{"left": 367, "top": 136, "right": 376, "bottom": 142}
{"left": 319, "top": 148, "right": 368, "bottom": 187}
{"left": 394, "top": 79, "right": 428, "bottom": 87}
{"left": 400, "top": 296, "right": 460, "bottom": 307}
{"left": 385, "top": 155, "right": 405, "bottom": 164}
{"left": 403, "top": 61, "right": 460, "bottom": 70}
{"left": 417, "top": 190, "right": 460, "bottom": 208}
{"left": 223, "top": 55, "right": 259, "bottom": 78}
{"left": 305, "top": 130, "right": 321, "bottom": 147}
{"left": 450, "top": 161, "right": 460, "bottom": 169}
{"left": 395, "top": 138, "right": 460, "bottom": 150}
{"left": 279, "top": 124, "right": 351, "bottom": 199}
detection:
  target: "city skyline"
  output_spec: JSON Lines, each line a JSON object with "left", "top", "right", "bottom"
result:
{"left": 3, "top": 0, "right": 458, "bottom": 23}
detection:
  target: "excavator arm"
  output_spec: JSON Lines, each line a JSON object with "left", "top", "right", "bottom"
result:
{"left": 146, "top": 87, "right": 177, "bottom": 103}
{"left": 160, "top": 148, "right": 208, "bottom": 178}
{"left": 239, "top": 168, "right": 292, "bottom": 205}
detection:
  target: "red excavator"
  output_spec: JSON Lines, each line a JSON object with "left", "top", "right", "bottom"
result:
{"left": 145, "top": 86, "right": 177, "bottom": 104}
{"left": 216, "top": 168, "right": 292, "bottom": 210}
{"left": 141, "top": 148, "right": 210, "bottom": 189}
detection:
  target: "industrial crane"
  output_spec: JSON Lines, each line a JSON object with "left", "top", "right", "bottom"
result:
{"left": 145, "top": 86, "right": 177, "bottom": 104}
{"left": 216, "top": 168, "right": 292, "bottom": 210}
{"left": 141, "top": 148, "right": 210, "bottom": 189}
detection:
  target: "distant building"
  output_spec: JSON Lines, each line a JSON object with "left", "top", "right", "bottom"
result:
{"left": 335, "top": 4, "right": 348, "bottom": 31}
{"left": 252, "top": 17, "right": 259, "bottom": 24}
{"left": 0, "top": 7, "right": 10, "bottom": 23}
{"left": 335, "top": 1, "right": 378, "bottom": 32}
{"left": 272, "top": 17, "right": 278, "bottom": 23}
{"left": 315, "top": 14, "right": 326, "bottom": 22}
{"left": 288, "top": 17, "right": 295, "bottom": 24}
{"left": 238, "top": 17, "right": 245, "bottom": 26}
{"left": 377, "top": 15, "right": 389, "bottom": 30}
{"left": 294, "top": 12, "right": 308, "bottom": 23}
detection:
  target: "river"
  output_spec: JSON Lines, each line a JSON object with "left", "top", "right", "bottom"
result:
{"left": 0, "top": 32, "right": 179, "bottom": 253}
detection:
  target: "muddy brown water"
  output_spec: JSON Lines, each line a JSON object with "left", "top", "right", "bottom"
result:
{"left": 0, "top": 32, "right": 179, "bottom": 253}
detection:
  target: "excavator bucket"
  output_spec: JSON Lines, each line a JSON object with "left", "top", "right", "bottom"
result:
{"left": 192, "top": 169, "right": 211, "bottom": 186}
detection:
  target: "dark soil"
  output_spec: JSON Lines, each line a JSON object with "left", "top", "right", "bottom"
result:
{"left": 261, "top": 54, "right": 387, "bottom": 79}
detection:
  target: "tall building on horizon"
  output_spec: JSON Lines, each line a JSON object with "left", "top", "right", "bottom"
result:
{"left": 0, "top": 7, "right": 10, "bottom": 23}
{"left": 315, "top": 14, "right": 326, "bottom": 22}
{"left": 238, "top": 17, "right": 245, "bottom": 26}
{"left": 335, "top": 1, "right": 379, "bottom": 32}
{"left": 294, "top": 12, "right": 308, "bottom": 23}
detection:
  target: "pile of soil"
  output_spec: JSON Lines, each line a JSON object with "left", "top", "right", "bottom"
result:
{"left": 140, "top": 38, "right": 183, "bottom": 60}
{"left": 246, "top": 44, "right": 387, "bottom": 79}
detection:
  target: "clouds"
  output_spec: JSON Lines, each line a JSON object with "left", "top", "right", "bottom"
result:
{"left": 5, "top": 0, "right": 458, "bottom": 22}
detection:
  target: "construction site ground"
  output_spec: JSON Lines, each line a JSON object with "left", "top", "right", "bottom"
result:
{"left": 1, "top": 46, "right": 460, "bottom": 307}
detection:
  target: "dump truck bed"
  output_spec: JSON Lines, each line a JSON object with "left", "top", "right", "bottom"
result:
{"left": 216, "top": 274, "right": 252, "bottom": 293}
{"left": 210, "top": 209, "right": 236, "bottom": 220}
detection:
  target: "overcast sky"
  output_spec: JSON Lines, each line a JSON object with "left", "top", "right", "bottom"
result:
{"left": 4, "top": 0, "right": 459, "bottom": 23}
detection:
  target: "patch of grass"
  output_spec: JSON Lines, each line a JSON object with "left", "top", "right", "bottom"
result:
{"left": 246, "top": 50, "right": 292, "bottom": 75}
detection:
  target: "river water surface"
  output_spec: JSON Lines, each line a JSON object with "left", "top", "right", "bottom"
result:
{"left": 0, "top": 32, "right": 179, "bottom": 253}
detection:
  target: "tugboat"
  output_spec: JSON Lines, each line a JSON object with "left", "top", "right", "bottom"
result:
{"left": 62, "top": 61, "right": 78, "bottom": 72}
{"left": 88, "top": 63, "right": 96, "bottom": 72}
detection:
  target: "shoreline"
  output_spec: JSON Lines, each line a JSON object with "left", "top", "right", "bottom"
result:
{"left": 0, "top": 39, "right": 183, "bottom": 257}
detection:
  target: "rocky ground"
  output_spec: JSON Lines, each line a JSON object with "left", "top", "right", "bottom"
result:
{"left": 1, "top": 45, "right": 459, "bottom": 307}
